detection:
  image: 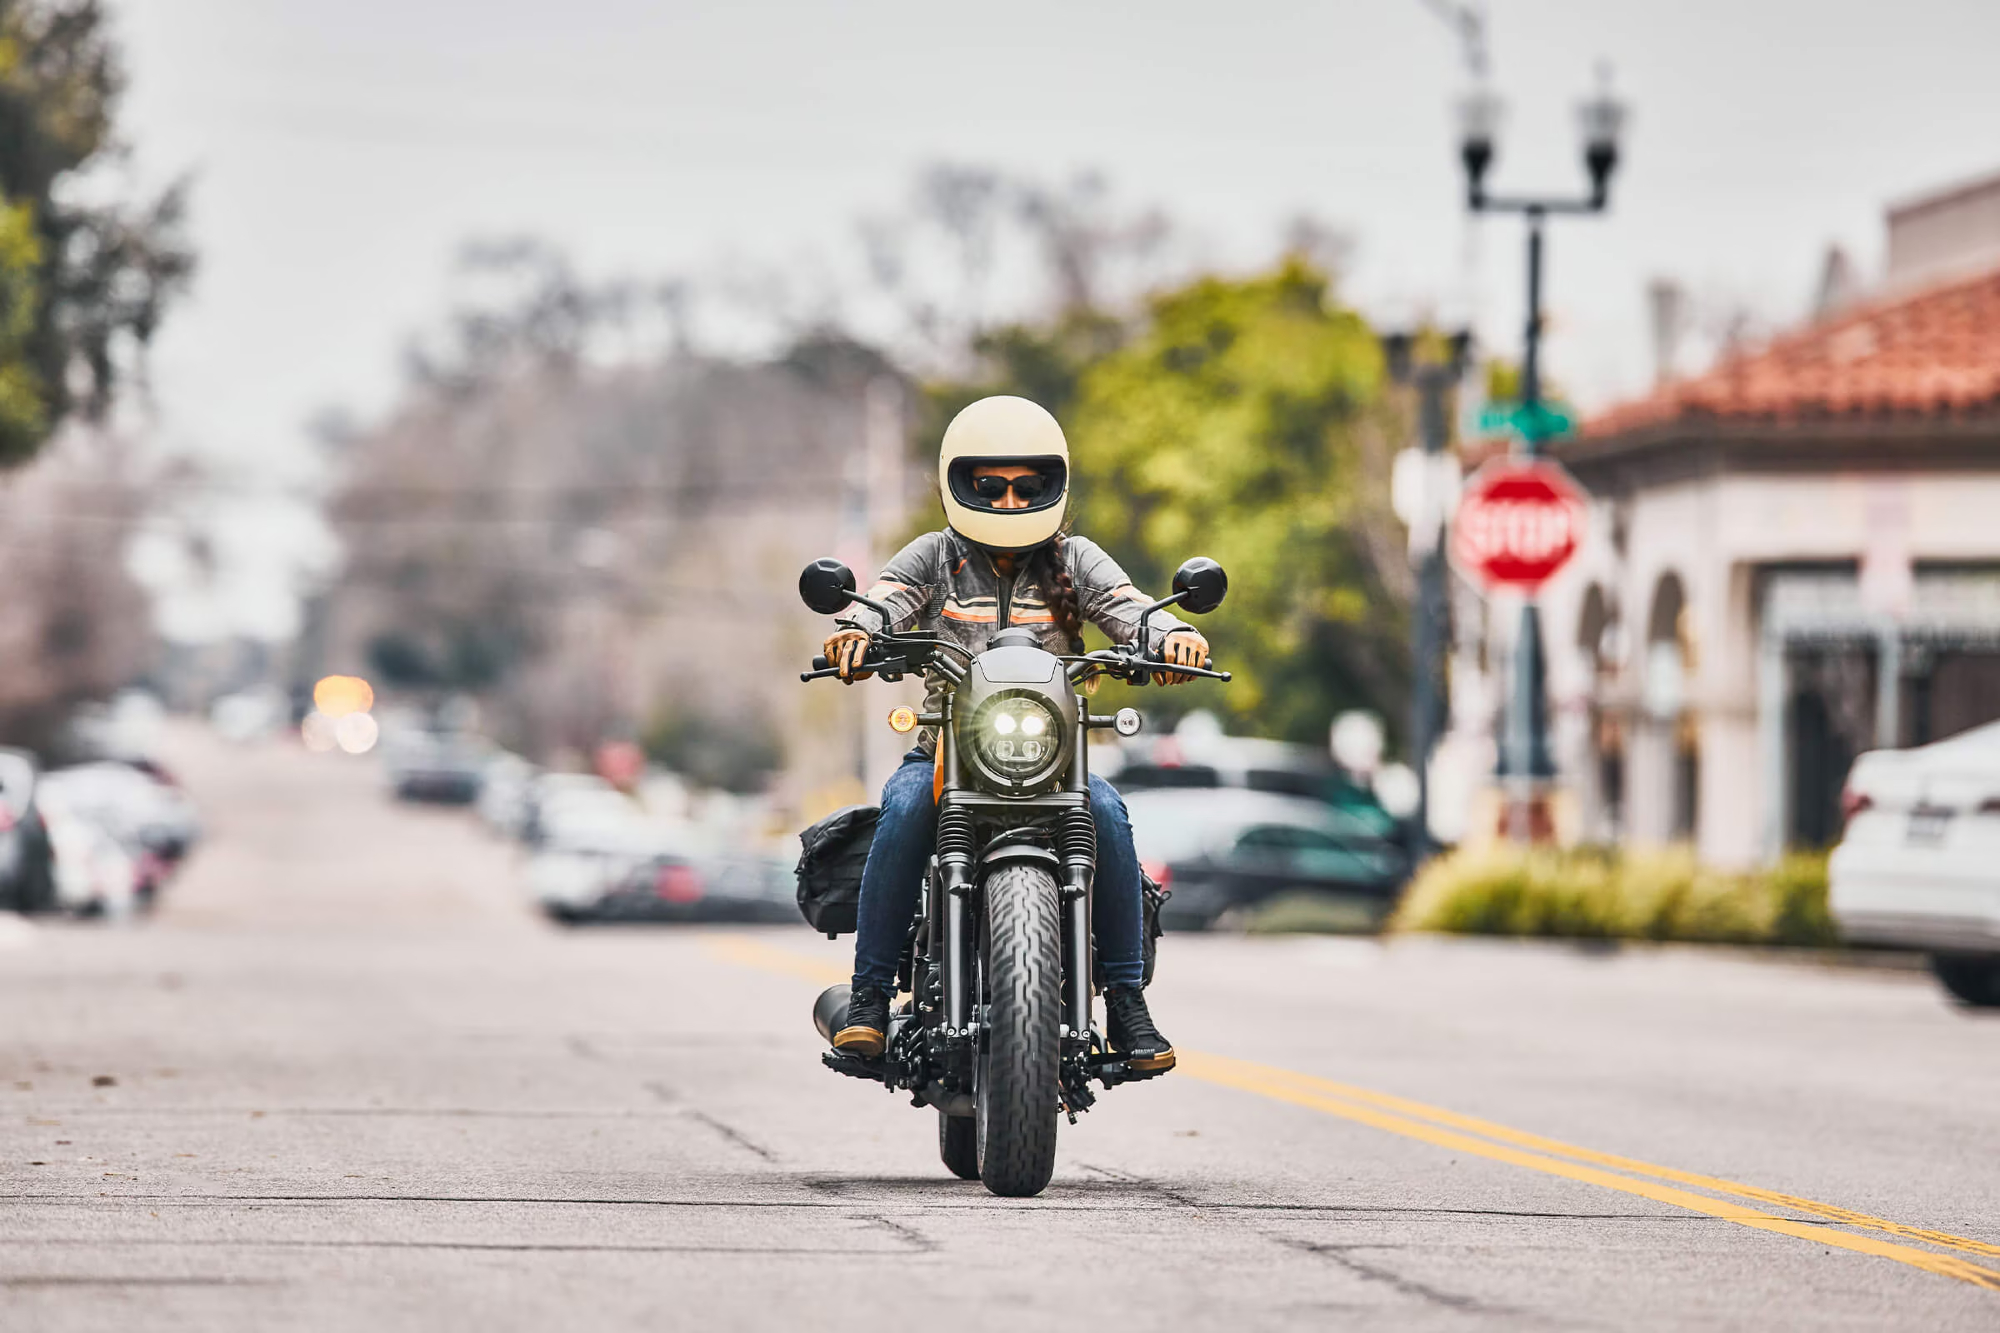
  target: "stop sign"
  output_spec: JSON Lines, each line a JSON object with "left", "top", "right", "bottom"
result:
{"left": 1451, "top": 458, "right": 1588, "bottom": 593}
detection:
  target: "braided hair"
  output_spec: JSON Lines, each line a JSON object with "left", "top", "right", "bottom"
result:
{"left": 1045, "top": 531, "right": 1086, "bottom": 655}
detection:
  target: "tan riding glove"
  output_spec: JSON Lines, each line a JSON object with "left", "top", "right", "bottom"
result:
{"left": 823, "top": 628, "right": 873, "bottom": 682}
{"left": 1156, "top": 629, "right": 1211, "bottom": 685}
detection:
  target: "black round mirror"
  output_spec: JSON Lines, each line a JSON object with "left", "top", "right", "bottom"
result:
{"left": 1171, "top": 557, "right": 1228, "bottom": 615}
{"left": 798, "top": 558, "right": 857, "bottom": 615}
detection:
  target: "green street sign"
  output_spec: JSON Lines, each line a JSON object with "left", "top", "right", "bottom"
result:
{"left": 1476, "top": 400, "right": 1576, "bottom": 441}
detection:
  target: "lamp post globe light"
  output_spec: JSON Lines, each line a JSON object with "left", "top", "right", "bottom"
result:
{"left": 1456, "top": 71, "right": 1628, "bottom": 841}
{"left": 1577, "top": 77, "right": 1628, "bottom": 207}
{"left": 1455, "top": 87, "right": 1503, "bottom": 209}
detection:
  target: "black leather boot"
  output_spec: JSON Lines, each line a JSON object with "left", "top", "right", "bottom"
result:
{"left": 1104, "top": 985, "right": 1175, "bottom": 1071}
{"left": 834, "top": 982, "right": 891, "bottom": 1057}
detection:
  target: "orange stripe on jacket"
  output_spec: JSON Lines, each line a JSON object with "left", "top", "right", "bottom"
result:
{"left": 941, "top": 605, "right": 997, "bottom": 623}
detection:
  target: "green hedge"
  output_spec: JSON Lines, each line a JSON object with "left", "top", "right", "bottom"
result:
{"left": 1389, "top": 846, "right": 1836, "bottom": 947}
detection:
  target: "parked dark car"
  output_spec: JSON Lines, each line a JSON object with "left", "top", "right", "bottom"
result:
{"left": 388, "top": 732, "right": 488, "bottom": 804}
{"left": 572, "top": 851, "right": 799, "bottom": 925}
{"left": 0, "top": 747, "right": 56, "bottom": 914}
{"left": 1111, "top": 730, "right": 1393, "bottom": 810}
{"left": 1122, "top": 787, "right": 1408, "bottom": 930}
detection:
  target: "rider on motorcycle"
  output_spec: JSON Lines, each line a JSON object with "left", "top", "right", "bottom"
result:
{"left": 823, "top": 395, "right": 1210, "bottom": 1072}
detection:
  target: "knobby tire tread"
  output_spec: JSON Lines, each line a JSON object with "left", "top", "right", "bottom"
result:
{"left": 977, "top": 863, "right": 1062, "bottom": 1197}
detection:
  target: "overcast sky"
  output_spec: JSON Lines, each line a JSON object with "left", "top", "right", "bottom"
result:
{"left": 112, "top": 0, "right": 1998, "bottom": 471}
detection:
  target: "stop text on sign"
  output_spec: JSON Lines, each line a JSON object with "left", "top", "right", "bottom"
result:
{"left": 1451, "top": 459, "right": 1588, "bottom": 593}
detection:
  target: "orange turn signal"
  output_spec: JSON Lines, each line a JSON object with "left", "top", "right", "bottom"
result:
{"left": 887, "top": 706, "right": 918, "bottom": 734}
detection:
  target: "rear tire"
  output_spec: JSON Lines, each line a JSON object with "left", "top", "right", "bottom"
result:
{"left": 1930, "top": 953, "right": 2000, "bottom": 1008}
{"left": 938, "top": 1111, "right": 978, "bottom": 1180}
{"left": 975, "top": 863, "right": 1062, "bottom": 1198}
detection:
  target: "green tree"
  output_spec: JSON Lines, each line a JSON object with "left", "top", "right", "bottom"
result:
{"left": 0, "top": 1, "right": 194, "bottom": 464}
{"left": 1062, "top": 258, "right": 1410, "bottom": 745}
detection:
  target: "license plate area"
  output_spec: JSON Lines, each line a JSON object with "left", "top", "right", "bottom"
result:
{"left": 1907, "top": 806, "right": 1954, "bottom": 845}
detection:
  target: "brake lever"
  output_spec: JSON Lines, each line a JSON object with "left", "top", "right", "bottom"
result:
{"left": 1123, "top": 656, "right": 1232, "bottom": 683}
{"left": 800, "top": 654, "right": 910, "bottom": 683}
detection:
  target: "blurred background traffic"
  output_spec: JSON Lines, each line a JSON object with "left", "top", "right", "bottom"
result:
{"left": 3, "top": 1, "right": 1999, "bottom": 1003}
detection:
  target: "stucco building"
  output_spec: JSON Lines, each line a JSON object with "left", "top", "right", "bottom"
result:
{"left": 1534, "top": 176, "right": 2000, "bottom": 866}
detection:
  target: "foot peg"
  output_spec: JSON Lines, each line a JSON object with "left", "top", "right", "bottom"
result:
{"left": 823, "top": 1049, "right": 891, "bottom": 1083}
{"left": 1092, "top": 1055, "right": 1174, "bottom": 1088}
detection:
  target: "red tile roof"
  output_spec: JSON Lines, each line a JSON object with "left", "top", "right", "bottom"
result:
{"left": 1582, "top": 264, "right": 2000, "bottom": 439}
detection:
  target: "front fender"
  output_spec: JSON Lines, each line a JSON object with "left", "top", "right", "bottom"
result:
{"left": 979, "top": 843, "right": 1061, "bottom": 876}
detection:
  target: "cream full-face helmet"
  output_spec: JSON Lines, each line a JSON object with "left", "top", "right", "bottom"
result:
{"left": 938, "top": 395, "right": 1070, "bottom": 554}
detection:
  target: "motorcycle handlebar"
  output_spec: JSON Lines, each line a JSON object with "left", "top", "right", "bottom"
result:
{"left": 1066, "top": 651, "right": 1231, "bottom": 684}
{"left": 803, "top": 644, "right": 1229, "bottom": 685}
{"left": 800, "top": 653, "right": 909, "bottom": 682}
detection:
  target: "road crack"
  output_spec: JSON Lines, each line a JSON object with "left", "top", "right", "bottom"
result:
{"left": 684, "top": 1110, "right": 779, "bottom": 1163}
{"left": 1078, "top": 1162, "right": 1523, "bottom": 1318}
{"left": 1276, "top": 1238, "right": 1512, "bottom": 1316}
{"left": 851, "top": 1213, "right": 939, "bottom": 1253}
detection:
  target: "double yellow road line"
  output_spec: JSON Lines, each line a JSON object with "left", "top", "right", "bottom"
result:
{"left": 1178, "top": 1050, "right": 2000, "bottom": 1290}
{"left": 709, "top": 935, "right": 2000, "bottom": 1290}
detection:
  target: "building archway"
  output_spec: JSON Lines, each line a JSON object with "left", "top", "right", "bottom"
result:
{"left": 1648, "top": 572, "right": 1696, "bottom": 840}
{"left": 1576, "top": 584, "right": 1623, "bottom": 840}
{"left": 1631, "top": 572, "right": 1698, "bottom": 843}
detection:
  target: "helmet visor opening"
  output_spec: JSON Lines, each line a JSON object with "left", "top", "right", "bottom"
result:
{"left": 945, "top": 457, "right": 1068, "bottom": 514}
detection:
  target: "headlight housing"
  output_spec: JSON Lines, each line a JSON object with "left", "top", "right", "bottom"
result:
{"left": 963, "top": 691, "right": 1067, "bottom": 790}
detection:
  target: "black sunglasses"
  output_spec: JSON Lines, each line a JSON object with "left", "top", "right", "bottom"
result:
{"left": 970, "top": 473, "right": 1054, "bottom": 502}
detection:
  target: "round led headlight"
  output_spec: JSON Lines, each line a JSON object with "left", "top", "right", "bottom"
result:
{"left": 968, "top": 694, "right": 1064, "bottom": 783}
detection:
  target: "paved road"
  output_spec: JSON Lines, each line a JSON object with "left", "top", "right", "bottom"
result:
{"left": 4, "top": 727, "right": 1998, "bottom": 1331}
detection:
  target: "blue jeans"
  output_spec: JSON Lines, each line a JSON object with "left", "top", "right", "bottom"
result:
{"left": 852, "top": 748, "right": 1147, "bottom": 990}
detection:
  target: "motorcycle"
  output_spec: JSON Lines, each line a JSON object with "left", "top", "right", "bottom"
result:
{"left": 796, "top": 553, "right": 1230, "bottom": 1197}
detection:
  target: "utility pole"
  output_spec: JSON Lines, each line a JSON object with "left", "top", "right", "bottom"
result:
{"left": 1385, "top": 331, "right": 1472, "bottom": 859}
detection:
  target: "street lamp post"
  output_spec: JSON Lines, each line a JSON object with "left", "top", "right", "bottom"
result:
{"left": 1457, "top": 74, "right": 1627, "bottom": 839}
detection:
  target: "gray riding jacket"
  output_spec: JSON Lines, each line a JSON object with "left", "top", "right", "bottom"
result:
{"left": 842, "top": 529, "right": 1189, "bottom": 753}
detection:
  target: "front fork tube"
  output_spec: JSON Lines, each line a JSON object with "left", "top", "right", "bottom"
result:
{"left": 1062, "top": 874, "right": 1091, "bottom": 1040}
{"left": 938, "top": 699, "right": 974, "bottom": 1037}
{"left": 1062, "top": 692, "right": 1094, "bottom": 1042}
{"left": 942, "top": 876, "right": 970, "bottom": 1034}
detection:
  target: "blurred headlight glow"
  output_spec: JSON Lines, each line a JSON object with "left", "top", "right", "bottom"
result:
{"left": 300, "top": 710, "right": 337, "bottom": 752}
{"left": 313, "top": 675, "right": 375, "bottom": 719}
{"left": 334, "top": 711, "right": 380, "bottom": 755}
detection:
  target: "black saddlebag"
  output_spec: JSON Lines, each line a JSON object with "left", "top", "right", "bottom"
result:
{"left": 795, "top": 804, "right": 878, "bottom": 936}
{"left": 1141, "top": 870, "right": 1167, "bottom": 987}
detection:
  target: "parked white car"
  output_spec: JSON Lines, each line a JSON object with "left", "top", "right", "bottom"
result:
{"left": 40, "top": 762, "right": 201, "bottom": 865}
{"left": 520, "top": 772, "right": 618, "bottom": 845}
{"left": 41, "top": 797, "right": 142, "bottom": 919}
{"left": 477, "top": 752, "right": 537, "bottom": 837}
{"left": 525, "top": 804, "right": 701, "bottom": 921}
{"left": 1829, "top": 721, "right": 2000, "bottom": 1007}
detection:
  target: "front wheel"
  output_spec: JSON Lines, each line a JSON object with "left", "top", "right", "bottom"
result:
{"left": 938, "top": 1111, "right": 978, "bottom": 1180}
{"left": 1930, "top": 953, "right": 2000, "bottom": 1008}
{"left": 975, "top": 863, "right": 1062, "bottom": 1198}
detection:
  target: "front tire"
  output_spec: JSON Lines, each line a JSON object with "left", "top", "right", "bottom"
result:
{"left": 938, "top": 1111, "right": 978, "bottom": 1180}
{"left": 975, "top": 863, "right": 1062, "bottom": 1198}
{"left": 1930, "top": 953, "right": 2000, "bottom": 1008}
